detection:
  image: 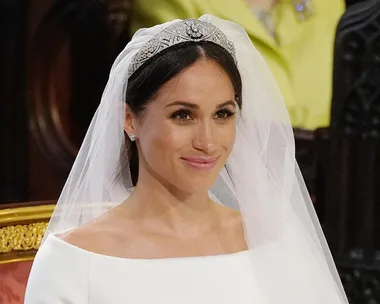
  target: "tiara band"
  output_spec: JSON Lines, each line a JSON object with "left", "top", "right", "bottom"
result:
{"left": 128, "top": 18, "right": 237, "bottom": 77}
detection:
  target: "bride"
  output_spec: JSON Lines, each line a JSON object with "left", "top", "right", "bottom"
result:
{"left": 25, "top": 15, "right": 348, "bottom": 303}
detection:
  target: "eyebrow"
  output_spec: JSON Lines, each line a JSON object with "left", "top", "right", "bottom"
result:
{"left": 165, "top": 100, "right": 236, "bottom": 109}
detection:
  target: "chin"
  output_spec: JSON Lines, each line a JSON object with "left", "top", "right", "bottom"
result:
{"left": 173, "top": 176, "right": 217, "bottom": 194}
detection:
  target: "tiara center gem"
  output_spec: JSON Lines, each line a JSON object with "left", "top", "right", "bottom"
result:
{"left": 186, "top": 22, "right": 203, "bottom": 39}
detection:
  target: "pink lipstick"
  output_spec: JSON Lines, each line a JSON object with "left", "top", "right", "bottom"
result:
{"left": 181, "top": 156, "right": 219, "bottom": 170}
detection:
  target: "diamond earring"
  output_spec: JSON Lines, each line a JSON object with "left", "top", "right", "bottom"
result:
{"left": 128, "top": 133, "right": 136, "bottom": 141}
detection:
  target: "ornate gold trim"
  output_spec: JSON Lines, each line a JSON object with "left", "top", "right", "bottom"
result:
{"left": 0, "top": 204, "right": 55, "bottom": 226}
{"left": 0, "top": 204, "right": 55, "bottom": 262}
{"left": 0, "top": 256, "right": 34, "bottom": 265}
{"left": 0, "top": 222, "right": 48, "bottom": 254}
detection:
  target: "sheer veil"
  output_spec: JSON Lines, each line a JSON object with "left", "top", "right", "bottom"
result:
{"left": 45, "top": 15, "right": 348, "bottom": 303}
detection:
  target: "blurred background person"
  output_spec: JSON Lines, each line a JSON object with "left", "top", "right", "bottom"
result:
{"left": 131, "top": 0, "right": 345, "bottom": 130}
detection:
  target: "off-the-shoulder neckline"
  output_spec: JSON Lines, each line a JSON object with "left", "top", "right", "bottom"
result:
{"left": 47, "top": 232, "right": 250, "bottom": 262}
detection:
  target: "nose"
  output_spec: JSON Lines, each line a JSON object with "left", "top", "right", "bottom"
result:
{"left": 192, "top": 120, "right": 217, "bottom": 154}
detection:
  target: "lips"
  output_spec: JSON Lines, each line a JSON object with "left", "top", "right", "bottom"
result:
{"left": 181, "top": 156, "right": 219, "bottom": 170}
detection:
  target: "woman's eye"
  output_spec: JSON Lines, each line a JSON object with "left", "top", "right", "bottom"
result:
{"left": 214, "top": 109, "right": 235, "bottom": 119}
{"left": 171, "top": 110, "right": 193, "bottom": 121}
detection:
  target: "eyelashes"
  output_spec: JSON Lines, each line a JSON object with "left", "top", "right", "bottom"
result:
{"left": 214, "top": 109, "right": 235, "bottom": 119}
{"left": 171, "top": 109, "right": 193, "bottom": 121}
{"left": 170, "top": 109, "right": 236, "bottom": 122}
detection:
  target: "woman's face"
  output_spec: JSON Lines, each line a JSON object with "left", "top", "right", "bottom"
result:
{"left": 129, "top": 58, "right": 237, "bottom": 193}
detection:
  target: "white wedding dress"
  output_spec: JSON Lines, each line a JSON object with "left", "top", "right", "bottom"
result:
{"left": 24, "top": 233, "right": 260, "bottom": 303}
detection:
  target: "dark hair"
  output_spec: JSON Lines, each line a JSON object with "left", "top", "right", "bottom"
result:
{"left": 125, "top": 42, "right": 242, "bottom": 185}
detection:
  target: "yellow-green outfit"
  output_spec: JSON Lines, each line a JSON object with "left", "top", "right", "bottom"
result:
{"left": 131, "top": 0, "right": 345, "bottom": 129}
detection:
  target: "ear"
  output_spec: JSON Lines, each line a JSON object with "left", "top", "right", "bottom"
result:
{"left": 124, "top": 105, "right": 138, "bottom": 139}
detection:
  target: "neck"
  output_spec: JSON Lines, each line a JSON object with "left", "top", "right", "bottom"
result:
{"left": 123, "top": 167, "right": 217, "bottom": 234}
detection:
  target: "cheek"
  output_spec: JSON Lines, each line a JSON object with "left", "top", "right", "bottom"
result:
{"left": 139, "top": 122, "right": 190, "bottom": 164}
{"left": 217, "top": 124, "right": 236, "bottom": 153}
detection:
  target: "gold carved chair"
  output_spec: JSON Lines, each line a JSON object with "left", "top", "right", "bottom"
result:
{"left": 0, "top": 202, "right": 54, "bottom": 303}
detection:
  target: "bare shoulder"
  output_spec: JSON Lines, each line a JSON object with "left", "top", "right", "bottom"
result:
{"left": 219, "top": 205, "right": 243, "bottom": 228}
{"left": 59, "top": 212, "right": 131, "bottom": 256}
{"left": 217, "top": 204, "right": 247, "bottom": 251}
{"left": 59, "top": 221, "right": 107, "bottom": 254}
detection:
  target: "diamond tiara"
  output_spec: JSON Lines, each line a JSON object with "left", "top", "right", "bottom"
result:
{"left": 128, "top": 18, "right": 237, "bottom": 78}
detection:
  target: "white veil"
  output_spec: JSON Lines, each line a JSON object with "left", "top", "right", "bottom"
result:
{"left": 46, "top": 15, "right": 348, "bottom": 303}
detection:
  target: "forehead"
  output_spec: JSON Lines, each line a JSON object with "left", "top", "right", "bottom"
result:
{"left": 154, "top": 59, "right": 235, "bottom": 106}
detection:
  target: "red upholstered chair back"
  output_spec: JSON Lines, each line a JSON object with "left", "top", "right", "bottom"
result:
{"left": 0, "top": 261, "right": 33, "bottom": 304}
{"left": 0, "top": 202, "right": 54, "bottom": 304}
